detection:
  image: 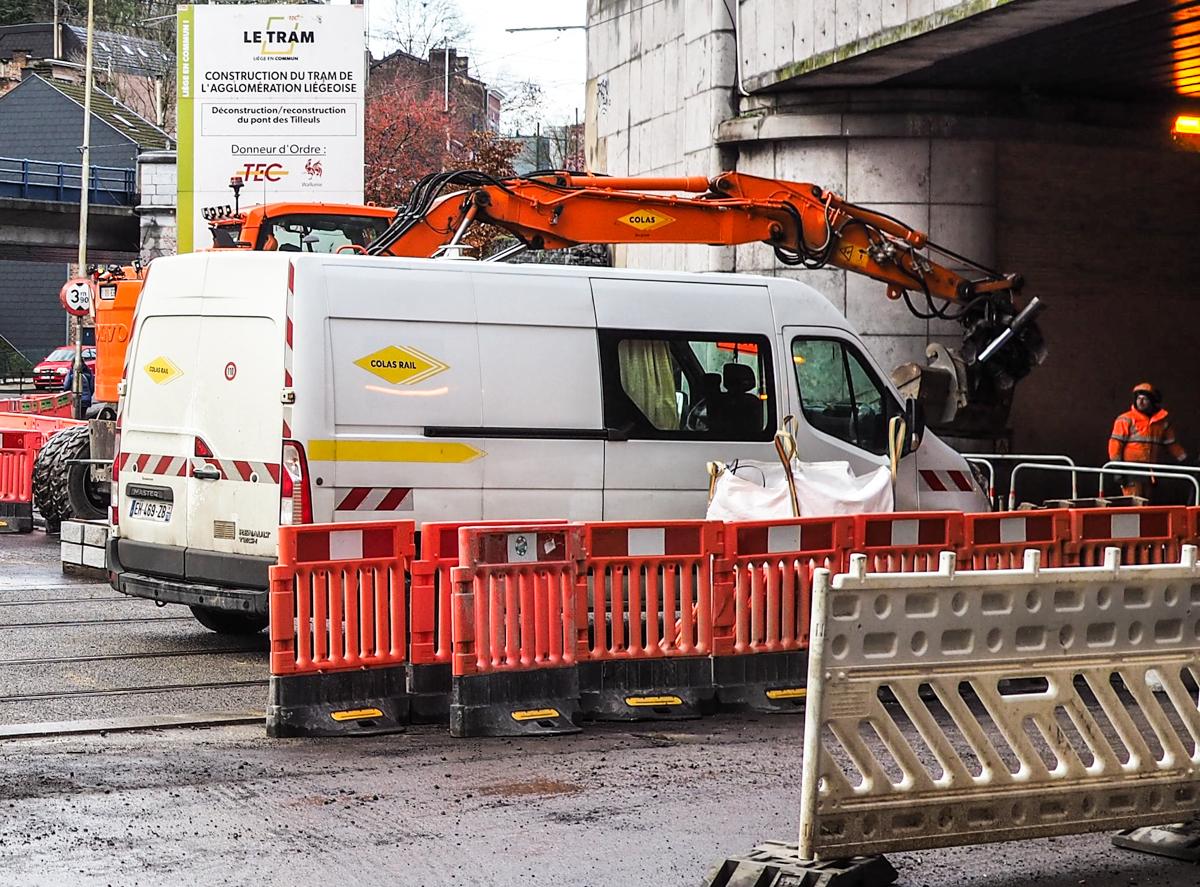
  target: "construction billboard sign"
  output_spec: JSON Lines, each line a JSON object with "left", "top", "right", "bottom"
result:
{"left": 176, "top": 3, "right": 366, "bottom": 252}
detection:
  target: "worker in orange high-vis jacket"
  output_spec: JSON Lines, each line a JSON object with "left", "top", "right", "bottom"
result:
{"left": 1108, "top": 382, "right": 1188, "bottom": 500}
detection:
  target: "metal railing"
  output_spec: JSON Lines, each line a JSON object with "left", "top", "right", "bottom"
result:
{"left": 1010, "top": 461, "right": 1200, "bottom": 507}
{"left": 964, "top": 453, "right": 1078, "bottom": 509}
{"left": 0, "top": 156, "right": 136, "bottom": 206}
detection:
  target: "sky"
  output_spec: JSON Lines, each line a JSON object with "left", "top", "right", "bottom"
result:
{"left": 368, "top": 0, "right": 588, "bottom": 130}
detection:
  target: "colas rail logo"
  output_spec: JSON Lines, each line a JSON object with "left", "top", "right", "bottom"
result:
{"left": 243, "top": 15, "right": 314, "bottom": 57}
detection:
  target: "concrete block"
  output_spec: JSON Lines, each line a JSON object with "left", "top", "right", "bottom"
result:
{"left": 684, "top": 0, "right": 714, "bottom": 43}
{"left": 82, "top": 543, "right": 106, "bottom": 569}
{"left": 814, "top": 2, "right": 836, "bottom": 55}
{"left": 776, "top": 139, "right": 849, "bottom": 198}
{"left": 711, "top": 28, "right": 737, "bottom": 90}
{"left": 862, "top": 0, "right": 887, "bottom": 40}
{"left": 931, "top": 140, "right": 996, "bottom": 205}
{"left": 734, "top": 239, "right": 779, "bottom": 274}
{"left": 883, "top": 0, "right": 908, "bottom": 29}
{"left": 646, "top": 48, "right": 667, "bottom": 120}
{"left": 627, "top": 57, "right": 646, "bottom": 125}
{"left": 739, "top": 141, "right": 776, "bottom": 178}
{"left": 683, "top": 92, "right": 716, "bottom": 156}
{"left": 61, "top": 520, "right": 84, "bottom": 543}
{"left": 835, "top": 0, "right": 861, "bottom": 48}
{"left": 846, "top": 271, "right": 929, "bottom": 336}
{"left": 847, "top": 138, "right": 930, "bottom": 203}
{"left": 908, "top": 0, "right": 935, "bottom": 17}
{"left": 663, "top": 37, "right": 682, "bottom": 104}
{"left": 60, "top": 541, "right": 83, "bottom": 566}
{"left": 929, "top": 203, "right": 995, "bottom": 268}
{"left": 858, "top": 333, "right": 931, "bottom": 379}
{"left": 82, "top": 521, "right": 108, "bottom": 547}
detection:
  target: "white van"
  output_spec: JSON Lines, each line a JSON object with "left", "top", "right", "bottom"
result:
{"left": 109, "top": 252, "right": 987, "bottom": 633}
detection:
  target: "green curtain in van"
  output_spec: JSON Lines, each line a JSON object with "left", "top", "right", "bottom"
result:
{"left": 617, "top": 339, "right": 679, "bottom": 430}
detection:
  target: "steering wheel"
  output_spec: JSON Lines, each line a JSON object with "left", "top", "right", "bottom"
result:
{"left": 684, "top": 398, "right": 710, "bottom": 431}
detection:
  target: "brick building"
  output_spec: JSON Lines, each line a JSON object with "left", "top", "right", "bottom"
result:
{"left": 0, "top": 22, "right": 171, "bottom": 129}
{"left": 370, "top": 46, "right": 502, "bottom": 139}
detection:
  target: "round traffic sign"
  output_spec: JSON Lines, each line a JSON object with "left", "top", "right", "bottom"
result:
{"left": 59, "top": 278, "right": 94, "bottom": 316}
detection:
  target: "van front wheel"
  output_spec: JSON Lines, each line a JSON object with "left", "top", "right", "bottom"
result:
{"left": 189, "top": 606, "right": 268, "bottom": 635}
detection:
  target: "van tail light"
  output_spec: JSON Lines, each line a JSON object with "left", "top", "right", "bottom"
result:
{"left": 194, "top": 436, "right": 214, "bottom": 458}
{"left": 280, "top": 440, "right": 312, "bottom": 525}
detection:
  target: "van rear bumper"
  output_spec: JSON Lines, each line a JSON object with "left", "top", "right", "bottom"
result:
{"left": 108, "top": 539, "right": 269, "bottom": 615}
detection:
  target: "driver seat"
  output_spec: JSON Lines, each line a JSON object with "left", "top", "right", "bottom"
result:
{"left": 711, "top": 363, "right": 762, "bottom": 435}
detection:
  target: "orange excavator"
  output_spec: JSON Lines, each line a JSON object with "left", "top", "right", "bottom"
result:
{"left": 39, "top": 169, "right": 1042, "bottom": 525}
{"left": 361, "top": 169, "right": 1043, "bottom": 430}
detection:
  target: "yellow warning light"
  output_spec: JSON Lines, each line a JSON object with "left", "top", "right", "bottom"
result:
{"left": 1174, "top": 115, "right": 1200, "bottom": 134}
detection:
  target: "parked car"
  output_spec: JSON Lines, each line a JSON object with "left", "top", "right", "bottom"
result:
{"left": 32, "top": 346, "right": 97, "bottom": 390}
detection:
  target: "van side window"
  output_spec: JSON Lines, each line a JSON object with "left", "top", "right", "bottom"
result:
{"left": 791, "top": 337, "right": 899, "bottom": 456}
{"left": 599, "top": 330, "right": 774, "bottom": 440}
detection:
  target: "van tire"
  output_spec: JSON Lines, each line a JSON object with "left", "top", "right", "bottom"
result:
{"left": 189, "top": 606, "right": 269, "bottom": 635}
{"left": 32, "top": 427, "right": 80, "bottom": 533}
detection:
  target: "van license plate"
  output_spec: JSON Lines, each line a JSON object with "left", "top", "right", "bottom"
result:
{"left": 129, "top": 498, "right": 172, "bottom": 522}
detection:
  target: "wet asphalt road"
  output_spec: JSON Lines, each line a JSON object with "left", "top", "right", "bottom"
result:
{"left": 0, "top": 532, "right": 266, "bottom": 726}
{"left": 0, "top": 532, "right": 1198, "bottom": 886}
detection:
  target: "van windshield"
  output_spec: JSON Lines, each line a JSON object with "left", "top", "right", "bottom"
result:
{"left": 255, "top": 214, "right": 388, "bottom": 253}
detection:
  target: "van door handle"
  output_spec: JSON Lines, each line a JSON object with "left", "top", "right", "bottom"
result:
{"left": 192, "top": 464, "right": 221, "bottom": 481}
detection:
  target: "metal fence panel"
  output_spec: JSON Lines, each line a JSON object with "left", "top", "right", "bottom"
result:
{"left": 799, "top": 547, "right": 1200, "bottom": 860}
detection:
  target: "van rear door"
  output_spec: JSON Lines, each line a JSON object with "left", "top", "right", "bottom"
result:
{"left": 118, "top": 255, "right": 286, "bottom": 582}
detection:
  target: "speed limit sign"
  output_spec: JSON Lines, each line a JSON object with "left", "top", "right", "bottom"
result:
{"left": 60, "top": 278, "right": 94, "bottom": 316}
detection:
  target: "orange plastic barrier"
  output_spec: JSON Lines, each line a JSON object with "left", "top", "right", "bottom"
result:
{"left": 450, "top": 523, "right": 584, "bottom": 736}
{"left": 710, "top": 516, "right": 853, "bottom": 712}
{"left": 1067, "top": 506, "right": 1189, "bottom": 566}
{"left": 0, "top": 447, "right": 32, "bottom": 502}
{"left": 582, "top": 520, "right": 719, "bottom": 660}
{"left": 270, "top": 520, "right": 414, "bottom": 674}
{"left": 411, "top": 519, "right": 569, "bottom": 667}
{"left": 852, "top": 511, "right": 966, "bottom": 572}
{"left": 575, "top": 520, "right": 720, "bottom": 720}
{"left": 0, "top": 446, "right": 34, "bottom": 533}
{"left": 0, "top": 392, "right": 74, "bottom": 417}
{"left": 266, "top": 520, "right": 415, "bottom": 737}
{"left": 961, "top": 509, "right": 1071, "bottom": 570}
{"left": 715, "top": 516, "right": 852, "bottom": 656}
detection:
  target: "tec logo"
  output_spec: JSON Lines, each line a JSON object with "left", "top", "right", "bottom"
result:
{"left": 235, "top": 163, "right": 289, "bottom": 183}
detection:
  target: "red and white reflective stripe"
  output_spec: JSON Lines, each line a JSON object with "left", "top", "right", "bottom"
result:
{"left": 587, "top": 524, "right": 705, "bottom": 557}
{"left": 883, "top": 519, "right": 921, "bottom": 546}
{"left": 294, "top": 526, "right": 397, "bottom": 562}
{"left": 1087, "top": 513, "right": 1154, "bottom": 540}
{"left": 918, "top": 469, "right": 975, "bottom": 492}
{"left": 335, "top": 487, "right": 414, "bottom": 512}
{"left": 119, "top": 452, "right": 280, "bottom": 483}
{"left": 996, "top": 516, "right": 1042, "bottom": 543}
{"left": 282, "top": 264, "right": 294, "bottom": 439}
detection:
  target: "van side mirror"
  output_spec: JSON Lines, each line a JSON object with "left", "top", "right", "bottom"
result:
{"left": 904, "top": 397, "right": 926, "bottom": 454}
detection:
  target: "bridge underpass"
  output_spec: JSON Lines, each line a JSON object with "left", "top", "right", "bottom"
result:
{"left": 0, "top": 164, "right": 138, "bottom": 368}
{"left": 589, "top": 0, "right": 1200, "bottom": 481}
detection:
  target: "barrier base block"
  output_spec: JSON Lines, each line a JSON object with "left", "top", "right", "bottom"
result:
{"left": 701, "top": 842, "right": 897, "bottom": 887}
{"left": 578, "top": 657, "right": 714, "bottom": 721}
{"left": 0, "top": 501, "right": 33, "bottom": 534}
{"left": 451, "top": 667, "right": 580, "bottom": 738}
{"left": 407, "top": 662, "right": 451, "bottom": 724}
{"left": 712, "top": 650, "right": 808, "bottom": 714}
{"left": 266, "top": 665, "right": 409, "bottom": 738}
{"left": 1113, "top": 820, "right": 1200, "bottom": 861}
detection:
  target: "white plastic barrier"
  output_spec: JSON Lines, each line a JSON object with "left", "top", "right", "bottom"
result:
{"left": 799, "top": 546, "right": 1200, "bottom": 860}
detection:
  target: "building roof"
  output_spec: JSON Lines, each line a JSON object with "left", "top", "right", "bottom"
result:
{"left": 65, "top": 24, "right": 171, "bottom": 78}
{"left": 0, "top": 23, "right": 170, "bottom": 79}
{"left": 36, "top": 75, "right": 173, "bottom": 150}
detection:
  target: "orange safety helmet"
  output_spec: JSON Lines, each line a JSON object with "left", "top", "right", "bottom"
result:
{"left": 1132, "top": 382, "right": 1161, "bottom": 403}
